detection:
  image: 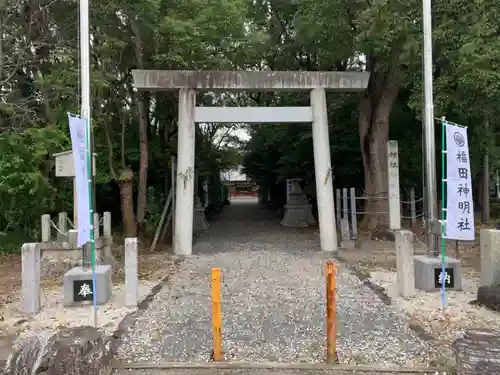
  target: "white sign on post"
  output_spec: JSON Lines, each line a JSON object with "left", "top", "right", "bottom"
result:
{"left": 53, "top": 150, "right": 96, "bottom": 228}
{"left": 54, "top": 150, "right": 96, "bottom": 177}
{"left": 445, "top": 124, "right": 474, "bottom": 240}
{"left": 387, "top": 141, "right": 401, "bottom": 230}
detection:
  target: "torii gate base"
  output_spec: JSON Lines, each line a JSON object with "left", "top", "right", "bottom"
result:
{"left": 132, "top": 70, "right": 369, "bottom": 256}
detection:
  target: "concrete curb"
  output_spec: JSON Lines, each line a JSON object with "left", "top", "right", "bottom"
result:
{"left": 110, "top": 360, "right": 449, "bottom": 373}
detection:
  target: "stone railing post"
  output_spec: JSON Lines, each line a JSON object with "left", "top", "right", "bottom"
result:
{"left": 103, "top": 212, "right": 111, "bottom": 237}
{"left": 93, "top": 213, "right": 100, "bottom": 239}
{"left": 41, "top": 214, "right": 51, "bottom": 242}
{"left": 57, "top": 212, "right": 68, "bottom": 241}
{"left": 350, "top": 187, "right": 357, "bottom": 239}
{"left": 102, "top": 212, "right": 114, "bottom": 264}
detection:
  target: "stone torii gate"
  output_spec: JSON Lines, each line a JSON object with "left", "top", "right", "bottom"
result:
{"left": 131, "top": 70, "right": 369, "bottom": 256}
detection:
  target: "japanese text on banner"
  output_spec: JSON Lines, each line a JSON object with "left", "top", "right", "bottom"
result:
{"left": 68, "top": 114, "right": 91, "bottom": 247}
{"left": 445, "top": 124, "right": 474, "bottom": 240}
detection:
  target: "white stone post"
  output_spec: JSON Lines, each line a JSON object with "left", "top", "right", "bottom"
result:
{"left": 103, "top": 212, "right": 111, "bottom": 236}
{"left": 350, "top": 187, "right": 357, "bottom": 239}
{"left": 22, "top": 243, "right": 41, "bottom": 314}
{"left": 340, "top": 219, "right": 350, "bottom": 242}
{"left": 125, "top": 237, "right": 138, "bottom": 307}
{"left": 395, "top": 230, "right": 416, "bottom": 297}
{"left": 174, "top": 88, "right": 196, "bottom": 256}
{"left": 335, "top": 189, "right": 341, "bottom": 228}
{"left": 103, "top": 211, "right": 113, "bottom": 264}
{"left": 93, "top": 213, "right": 100, "bottom": 239}
{"left": 57, "top": 212, "right": 68, "bottom": 241}
{"left": 342, "top": 188, "right": 348, "bottom": 220}
{"left": 410, "top": 187, "right": 417, "bottom": 226}
{"left": 480, "top": 229, "right": 500, "bottom": 287}
{"left": 311, "top": 88, "right": 337, "bottom": 252}
{"left": 41, "top": 214, "right": 51, "bottom": 242}
{"left": 387, "top": 141, "right": 401, "bottom": 230}
{"left": 68, "top": 229, "right": 78, "bottom": 248}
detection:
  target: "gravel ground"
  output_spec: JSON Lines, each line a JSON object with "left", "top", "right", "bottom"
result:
{"left": 370, "top": 269, "right": 500, "bottom": 342}
{"left": 115, "top": 200, "right": 432, "bottom": 366}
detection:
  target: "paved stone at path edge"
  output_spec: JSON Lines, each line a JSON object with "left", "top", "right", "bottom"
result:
{"left": 115, "top": 200, "right": 431, "bottom": 365}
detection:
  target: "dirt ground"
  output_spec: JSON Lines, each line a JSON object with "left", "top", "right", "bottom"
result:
{"left": 338, "top": 230, "right": 481, "bottom": 277}
{"left": 0, "top": 243, "right": 176, "bottom": 366}
{"left": 0, "top": 253, "right": 20, "bottom": 366}
{"left": 337, "top": 226, "right": 497, "bottom": 365}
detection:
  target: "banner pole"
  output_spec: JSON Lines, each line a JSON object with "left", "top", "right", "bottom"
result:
{"left": 80, "top": 0, "right": 98, "bottom": 327}
{"left": 440, "top": 117, "right": 447, "bottom": 312}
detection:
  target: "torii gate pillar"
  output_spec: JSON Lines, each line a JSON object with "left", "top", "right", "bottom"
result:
{"left": 132, "top": 70, "right": 370, "bottom": 255}
{"left": 175, "top": 88, "right": 196, "bottom": 255}
{"left": 311, "top": 88, "right": 337, "bottom": 252}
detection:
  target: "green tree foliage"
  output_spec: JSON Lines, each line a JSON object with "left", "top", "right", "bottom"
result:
{"left": 243, "top": 0, "right": 500, "bottom": 228}
{"left": 0, "top": 0, "right": 499, "bottom": 249}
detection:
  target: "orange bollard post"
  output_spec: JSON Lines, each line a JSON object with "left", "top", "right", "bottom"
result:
{"left": 211, "top": 268, "right": 222, "bottom": 361}
{"left": 325, "top": 261, "right": 337, "bottom": 363}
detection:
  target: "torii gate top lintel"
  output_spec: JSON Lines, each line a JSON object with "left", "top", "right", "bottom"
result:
{"left": 131, "top": 70, "right": 369, "bottom": 92}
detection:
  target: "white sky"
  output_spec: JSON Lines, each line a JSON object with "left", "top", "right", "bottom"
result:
{"left": 234, "top": 127, "right": 251, "bottom": 141}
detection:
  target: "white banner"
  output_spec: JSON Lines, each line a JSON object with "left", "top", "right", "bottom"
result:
{"left": 68, "top": 114, "right": 91, "bottom": 247}
{"left": 445, "top": 123, "right": 474, "bottom": 240}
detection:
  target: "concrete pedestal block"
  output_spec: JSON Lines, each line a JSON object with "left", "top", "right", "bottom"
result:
{"left": 414, "top": 255, "right": 462, "bottom": 291}
{"left": 281, "top": 204, "right": 316, "bottom": 228}
{"left": 287, "top": 193, "right": 309, "bottom": 205}
{"left": 63, "top": 265, "right": 112, "bottom": 306}
{"left": 340, "top": 240, "right": 356, "bottom": 249}
{"left": 193, "top": 207, "right": 209, "bottom": 232}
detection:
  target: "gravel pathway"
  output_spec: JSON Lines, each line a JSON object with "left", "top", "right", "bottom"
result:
{"left": 115, "top": 199, "right": 432, "bottom": 366}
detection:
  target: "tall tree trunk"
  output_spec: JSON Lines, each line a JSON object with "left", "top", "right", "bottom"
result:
{"left": 119, "top": 168, "right": 137, "bottom": 237}
{"left": 131, "top": 18, "right": 149, "bottom": 233}
{"left": 481, "top": 119, "right": 490, "bottom": 223}
{"left": 359, "top": 61, "right": 400, "bottom": 231}
{"left": 104, "top": 97, "right": 137, "bottom": 237}
{"left": 135, "top": 92, "right": 149, "bottom": 231}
